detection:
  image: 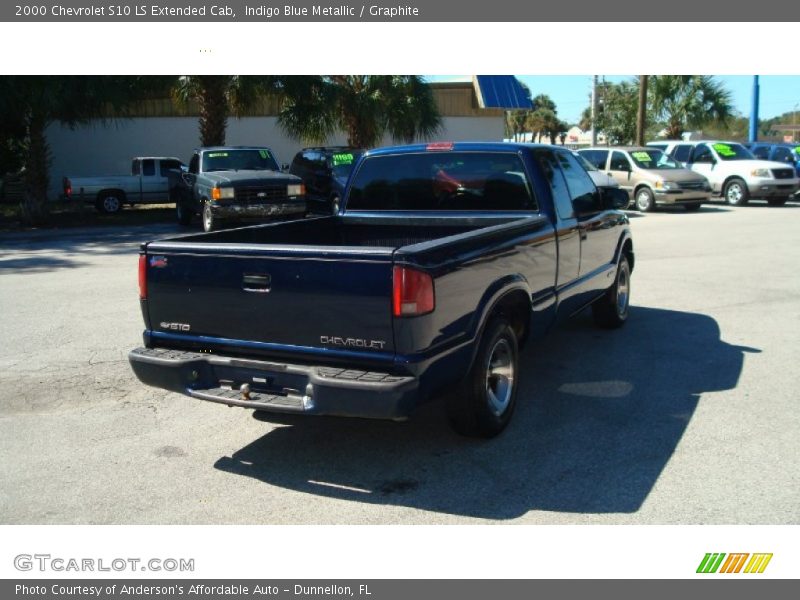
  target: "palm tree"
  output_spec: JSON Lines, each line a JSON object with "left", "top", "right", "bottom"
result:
{"left": 505, "top": 110, "right": 528, "bottom": 141}
{"left": 172, "top": 76, "right": 282, "bottom": 147}
{"left": 524, "top": 94, "right": 562, "bottom": 143}
{"left": 276, "top": 76, "right": 442, "bottom": 149}
{"left": 596, "top": 80, "right": 640, "bottom": 145}
{"left": 526, "top": 108, "right": 562, "bottom": 143}
{"left": 650, "top": 75, "right": 733, "bottom": 139}
{"left": 0, "top": 76, "right": 171, "bottom": 224}
{"left": 531, "top": 94, "right": 557, "bottom": 113}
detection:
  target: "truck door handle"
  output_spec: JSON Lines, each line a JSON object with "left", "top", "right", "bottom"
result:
{"left": 242, "top": 273, "right": 271, "bottom": 293}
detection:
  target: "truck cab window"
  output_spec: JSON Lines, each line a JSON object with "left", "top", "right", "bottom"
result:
{"left": 347, "top": 151, "right": 535, "bottom": 212}
{"left": 555, "top": 150, "right": 601, "bottom": 214}
{"left": 534, "top": 149, "right": 574, "bottom": 220}
{"left": 142, "top": 160, "right": 156, "bottom": 176}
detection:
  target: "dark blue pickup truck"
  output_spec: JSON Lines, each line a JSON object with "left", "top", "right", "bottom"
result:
{"left": 129, "top": 142, "right": 633, "bottom": 437}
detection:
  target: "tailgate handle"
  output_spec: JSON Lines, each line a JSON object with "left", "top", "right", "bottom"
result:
{"left": 242, "top": 273, "right": 271, "bottom": 293}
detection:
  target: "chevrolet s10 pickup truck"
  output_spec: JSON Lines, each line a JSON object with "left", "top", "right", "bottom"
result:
{"left": 129, "top": 142, "right": 634, "bottom": 437}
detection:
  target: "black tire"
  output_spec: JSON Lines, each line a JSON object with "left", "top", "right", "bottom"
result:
{"left": 592, "top": 256, "right": 631, "bottom": 329}
{"left": 684, "top": 202, "right": 702, "bottom": 212}
{"left": 634, "top": 187, "right": 655, "bottom": 212}
{"left": 767, "top": 197, "right": 788, "bottom": 207}
{"left": 202, "top": 202, "right": 220, "bottom": 232}
{"left": 446, "top": 316, "right": 519, "bottom": 438}
{"left": 723, "top": 178, "right": 749, "bottom": 206}
{"left": 95, "top": 192, "right": 123, "bottom": 214}
{"left": 331, "top": 195, "right": 341, "bottom": 215}
{"left": 176, "top": 201, "right": 193, "bottom": 226}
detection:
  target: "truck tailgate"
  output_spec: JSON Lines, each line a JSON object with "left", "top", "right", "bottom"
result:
{"left": 142, "top": 243, "right": 396, "bottom": 360}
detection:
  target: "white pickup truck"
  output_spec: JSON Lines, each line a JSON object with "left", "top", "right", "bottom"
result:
{"left": 63, "top": 157, "right": 185, "bottom": 213}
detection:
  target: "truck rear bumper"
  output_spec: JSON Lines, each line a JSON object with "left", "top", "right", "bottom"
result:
{"left": 128, "top": 347, "right": 418, "bottom": 420}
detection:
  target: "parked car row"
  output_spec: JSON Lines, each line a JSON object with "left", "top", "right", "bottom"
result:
{"left": 575, "top": 140, "right": 800, "bottom": 211}
{"left": 578, "top": 146, "right": 711, "bottom": 212}
{"left": 646, "top": 140, "right": 799, "bottom": 207}
{"left": 62, "top": 145, "right": 366, "bottom": 232}
{"left": 62, "top": 138, "right": 798, "bottom": 231}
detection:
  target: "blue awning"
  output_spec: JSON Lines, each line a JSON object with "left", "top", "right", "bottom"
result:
{"left": 473, "top": 76, "right": 532, "bottom": 109}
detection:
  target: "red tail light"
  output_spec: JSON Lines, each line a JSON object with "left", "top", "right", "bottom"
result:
{"left": 138, "top": 255, "right": 147, "bottom": 299}
{"left": 63, "top": 177, "right": 72, "bottom": 197}
{"left": 393, "top": 266, "right": 434, "bottom": 317}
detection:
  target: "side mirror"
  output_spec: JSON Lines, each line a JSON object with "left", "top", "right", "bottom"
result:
{"left": 281, "top": 163, "right": 290, "bottom": 172}
{"left": 602, "top": 187, "right": 630, "bottom": 210}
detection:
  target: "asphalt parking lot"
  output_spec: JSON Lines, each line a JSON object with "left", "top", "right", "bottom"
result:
{"left": 1, "top": 200, "right": 798, "bottom": 525}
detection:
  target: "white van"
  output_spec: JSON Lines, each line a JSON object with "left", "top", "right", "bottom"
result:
{"left": 647, "top": 140, "right": 799, "bottom": 206}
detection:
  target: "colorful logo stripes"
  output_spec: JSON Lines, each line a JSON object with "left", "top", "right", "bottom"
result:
{"left": 697, "top": 553, "right": 773, "bottom": 574}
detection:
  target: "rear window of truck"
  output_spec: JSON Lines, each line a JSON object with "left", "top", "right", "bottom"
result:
{"left": 347, "top": 152, "right": 536, "bottom": 211}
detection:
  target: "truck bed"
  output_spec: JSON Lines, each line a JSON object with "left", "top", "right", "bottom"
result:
{"left": 164, "top": 215, "right": 517, "bottom": 250}
{"left": 140, "top": 214, "right": 547, "bottom": 366}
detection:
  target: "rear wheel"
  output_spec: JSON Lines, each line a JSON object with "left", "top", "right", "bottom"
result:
{"left": 95, "top": 192, "right": 123, "bottom": 214}
{"left": 592, "top": 256, "right": 631, "bottom": 329}
{"left": 446, "top": 316, "right": 519, "bottom": 438}
{"left": 767, "top": 197, "right": 788, "bottom": 207}
{"left": 724, "top": 178, "right": 749, "bottom": 206}
{"left": 634, "top": 187, "right": 655, "bottom": 212}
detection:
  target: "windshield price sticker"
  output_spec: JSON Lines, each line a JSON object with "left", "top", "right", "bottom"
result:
{"left": 332, "top": 153, "right": 354, "bottom": 166}
{"left": 713, "top": 143, "right": 736, "bottom": 157}
{"left": 631, "top": 151, "right": 652, "bottom": 162}
{"left": 259, "top": 150, "right": 270, "bottom": 159}
{"left": 207, "top": 152, "right": 228, "bottom": 158}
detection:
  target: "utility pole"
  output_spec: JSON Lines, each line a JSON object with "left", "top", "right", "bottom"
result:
{"left": 592, "top": 75, "right": 597, "bottom": 146}
{"left": 636, "top": 75, "right": 648, "bottom": 146}
{"left": 748, "top": 75, "right": 759, "bottom": 143}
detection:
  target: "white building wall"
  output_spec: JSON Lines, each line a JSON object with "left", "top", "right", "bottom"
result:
{"left": 45, "top": 115, "right": 504, "bottom": 198}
